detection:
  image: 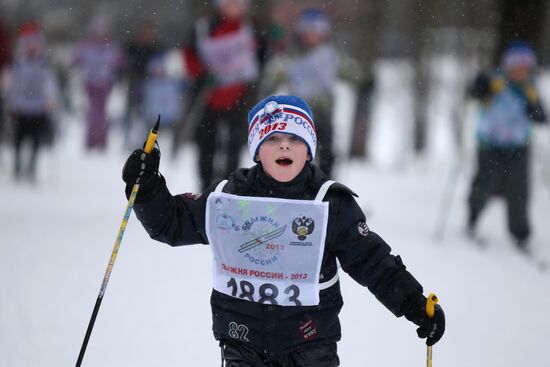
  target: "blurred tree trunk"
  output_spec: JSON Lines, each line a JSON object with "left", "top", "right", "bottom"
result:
{"left": 411, "top": 7, "right": 428, "bottom": 155}
{"left": 539, "top": 2, "right": 550, "bottom": 66}
{"left": 349, "top": 1, "right": 381, "bottom": 158}
{"left": 494, "top": 0, "right": 546, "bottom": 64}
{"left": 408, "top": 2, "right": 428, "bottom": 154}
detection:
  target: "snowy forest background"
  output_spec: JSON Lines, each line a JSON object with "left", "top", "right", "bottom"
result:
{"left": 2, "top": 0, "right": 550, "bottom": 160}
{"left": 1, "top": 1, "right": 550, "bottom": 366}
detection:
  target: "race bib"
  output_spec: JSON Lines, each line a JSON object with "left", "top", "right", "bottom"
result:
{"left": 206, "top": 190, "right": 329, "bottom": 306}
{"left": 197, "top": 22, "right": 259, "bottom": 85}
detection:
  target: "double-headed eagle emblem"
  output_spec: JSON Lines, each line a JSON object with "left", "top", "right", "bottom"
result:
{"left": 292, "top": 216, "right": 315, "bottom": 241}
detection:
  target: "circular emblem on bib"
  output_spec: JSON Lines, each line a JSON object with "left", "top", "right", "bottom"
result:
{"left": 238, "top": 217, "right": 286, "bottom": 266}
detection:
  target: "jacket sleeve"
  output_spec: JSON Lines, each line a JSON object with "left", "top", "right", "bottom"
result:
{"left": 468, "top": 72, "right": 491, "bottom": 100}
{"left": 182, "top": 37, "right": 204, "bottom": 80}
{"left": 526, "top": 100, "right": 547, "bottom": 123}
{"left": 330, "top": 192, "right": 423, "bottom": 317}
{"left": 130, "top": 175, "right": 211, "bottom": 247}
{"left": 524, "top": 84, "right": 547, "bottom": 124}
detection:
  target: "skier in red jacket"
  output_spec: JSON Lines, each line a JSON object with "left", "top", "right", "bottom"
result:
{"left": 180, "top": 0, "right": 267, "bottom": 189}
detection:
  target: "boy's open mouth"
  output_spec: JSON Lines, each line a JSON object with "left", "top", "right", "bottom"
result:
{"left": 276, "top": 158, "right": 293, "bottom": 166}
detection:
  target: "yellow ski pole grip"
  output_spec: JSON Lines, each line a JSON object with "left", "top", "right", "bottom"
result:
{"left": 426, "top": 293, "right": 438, "bottom": 318}
{"left": 426, "top": 293, "right": 438, "bottom": 367}
{"left": 143, "top": 115, "right": 161, "bottom": 154}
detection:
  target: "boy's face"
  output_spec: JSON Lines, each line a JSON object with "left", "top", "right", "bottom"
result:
{"left": 257, "top": 133, "right": 310, "bottom": 183}
{"left": 507, "top": 65, "right": 531, "bottom": 83}
{"left": 300, "top": 30, "right": 324, "bottom": 48}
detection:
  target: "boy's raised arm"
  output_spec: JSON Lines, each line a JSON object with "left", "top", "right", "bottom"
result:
{"left": 122, "top": 146, "right": 209, "bottom": 246}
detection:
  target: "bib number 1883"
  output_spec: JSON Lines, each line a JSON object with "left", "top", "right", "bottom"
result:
{"left": 226, "top": 277, "right": 302, "bottom": 306}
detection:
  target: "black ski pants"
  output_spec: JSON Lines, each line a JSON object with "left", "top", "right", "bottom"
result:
{"left": 220, "top": 340, "right": 339, "bottom": 367}
{"left": 468, "top": 146, "right": 530, "bottom": 241}
{"left": 13, "top": 114, "right": 50, "bottom": 180}
{"left": 310, "top": 104, "right": 334, "bottom": 177}
{"left": 195, "top": 107, "right": 247, "bottom": 190}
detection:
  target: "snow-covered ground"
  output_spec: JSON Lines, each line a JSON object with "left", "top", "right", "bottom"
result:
{"left": 1, "top": 113, "right": 549, "bottom": 367}
{"left": 2, "top": 56, "right": 550, "bottom": 366}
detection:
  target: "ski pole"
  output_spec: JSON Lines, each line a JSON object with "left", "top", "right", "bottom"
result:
{"left": 426, "top": 293, "right": 438, "bottom": 367}
{"left": 75, "top": 116, "right": 161, "bottom": 367}
{"left": 432, "top": 159, "right": 461, "bottom": 243}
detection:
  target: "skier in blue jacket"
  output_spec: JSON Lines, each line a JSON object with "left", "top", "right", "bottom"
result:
{"left": 467, "top": 41, "right": 547, "bottom": 250}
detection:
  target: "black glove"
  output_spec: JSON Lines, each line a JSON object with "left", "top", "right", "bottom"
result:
{"left": 402, "top": 294, "right": 445, "bottom": 346}
{"left": 122, "top": 145, "right": 161, "bottom": 200}
{"left": 526, "top": 102, "right": 547, "bottom": 123}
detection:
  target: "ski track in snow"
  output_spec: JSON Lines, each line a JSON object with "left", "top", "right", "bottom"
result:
{"left": 1, "top": 119, "right": 549, "bottom": 367}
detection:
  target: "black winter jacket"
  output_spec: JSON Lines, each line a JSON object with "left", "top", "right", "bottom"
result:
{"left": 130, "top": 163, "right": 424, "bottom": 359}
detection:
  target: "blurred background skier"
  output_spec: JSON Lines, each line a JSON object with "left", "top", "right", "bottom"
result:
{"left": 260, "top": 7, "right": 363, "bottom": 177}
{"left": 122, "top": 22, "right": 163, "bottom": 149}
{"left": 466, "top": 41, "right": 547, "bottom": 251}
{"left": 138, "top": 53, "right": 185, "bottom": 142}
{"left": 177, "top": 0, "right": 267, "bottom": 189}
{"left": 4, "top": 22, "right": 59, "bottom": 183}
{"left": 0, "top": 18, "right": 12, "bottom": 147}
{"left": 72, "top": 15, "right": 125, "bottom": 151}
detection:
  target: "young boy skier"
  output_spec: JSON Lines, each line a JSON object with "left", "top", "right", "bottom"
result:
{"left": 122, "top": 95, "right": 445, "bottom": 366}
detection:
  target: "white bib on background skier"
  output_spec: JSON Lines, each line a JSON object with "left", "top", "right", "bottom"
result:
{"left": 196, "top": 18, "right": 259, "bottom": 86}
